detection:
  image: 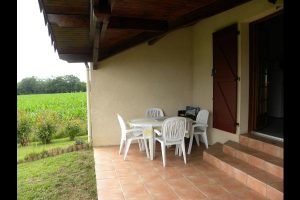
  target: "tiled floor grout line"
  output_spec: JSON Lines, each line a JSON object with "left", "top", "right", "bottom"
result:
{"left": 164, "top": 177, "right": 184, "bottom": 200}
{"left": 182, "top": 174, "right": 209, "bottom": 199}
{"left": 116, "top": 173, "right": 126, "bottom": 200}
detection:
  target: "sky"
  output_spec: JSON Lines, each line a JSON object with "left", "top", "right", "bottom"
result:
{"left": 17, "top": 1, "right": 87, "bottom": 83}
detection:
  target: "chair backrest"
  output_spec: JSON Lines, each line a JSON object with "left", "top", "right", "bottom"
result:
{"left": 185, "top": 106, "right": 200, "bottom": 120}
{"left": 161, "top": 117, "right": 186, "bottom": 144}
{"left": 145, "top": 108, "right": 164, "bottom": 118}
{"left": 196, "top": 109, "right": 209, "bottom": 124}
{"left": 117, "top": 114, "right": 127, "bottom": 139}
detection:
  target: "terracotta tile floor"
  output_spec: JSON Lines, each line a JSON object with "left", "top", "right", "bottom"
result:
{"left": 94, "top": 142, "right": 267, "bottom": 200}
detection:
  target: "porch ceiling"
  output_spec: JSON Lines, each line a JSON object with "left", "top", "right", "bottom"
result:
{"left": 38, "top": 0, "right": 251, "bottom": 66}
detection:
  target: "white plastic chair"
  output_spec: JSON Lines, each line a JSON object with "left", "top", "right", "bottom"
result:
{"left": 154, "top": 117, "right": 187, "bottom": 167}
{"left": 145, "top": 108, "right": 164, "bottom": 118}
{"left": 117, "top": 114, "right": 149, "bottom": 160}
{"left": 187, "top": 109, "right": 209, "bottom": 154}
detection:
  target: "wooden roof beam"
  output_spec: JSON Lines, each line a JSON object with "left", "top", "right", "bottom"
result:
{"left": 169, "top": 0, "right": 251, "bottom": 29}
{"left": 48, "top": 14, "right": 89, "bottom": 28}
{"left": 94, "top": 0, "right": 111, "bottom": 40}
{"left": 91, "top": 0, "right": 111, "bottom": 68}
{"left": 47, "top": 13, "right": 168, "bottom": 32}
{"left": 92, "top": 22, "right": 101, "bottom": 69}
{"left": 89, "top": 0, "right": 104, "bottom": 69}
{"left": 147, "top": 0, "right": 250, "bottom": 46}
{"left": 90, "top": 0, "right": 96, "bottom": 44}
{"left": 108, "top": 16, "right": 168, "bottom": 32}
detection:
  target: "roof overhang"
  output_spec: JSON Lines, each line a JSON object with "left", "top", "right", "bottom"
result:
{"left": 38, "top": 0, "right": 251, "bottom": 68}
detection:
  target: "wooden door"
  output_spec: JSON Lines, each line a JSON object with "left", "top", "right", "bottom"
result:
{"left": 212, "top": 24, "right": 238, "bottom": 134}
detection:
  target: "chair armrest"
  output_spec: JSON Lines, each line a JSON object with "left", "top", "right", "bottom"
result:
{"left": 153, "top": 129, "right": 162, "bottom": 136}
{"left": 192, "top": 123, "right": 208, "bottom": 128}
{"left": 125, "top": 128, "right": 143, "bottom": 134}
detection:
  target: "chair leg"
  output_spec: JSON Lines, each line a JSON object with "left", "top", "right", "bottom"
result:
{"left": 195, "top": 134, "right": 200, "bottom": 146}
{"left": 175, "top": 145, "right": 179, "bottom": 155}
{"left": 153, "top": 139, "right": 156, "bottom": 158}
{"left": 138, "top": 139, "right": 145, "bottom": 151}
{"left": 179, "top": 145, "right": 182, "bottom": 156}
{"left": 140, "top": 139, "right": 145, "bottom": 151}
{"left": 188, "top": 134, "right": 194, "bottom": 154}
{"left": 123, "top": 139, "right": 132, "bottom": 160}
{"left": 119, "top": 139, "right": 124, "bottom": 155}
{"left": 143, "top": 138, "right": 150, "bottom": 158}
{"left": 181, "top": 140, "right": 187, "bottom": 164}
{"left": 202, "top": 132, "right": 208, "bottom": 149}
{"left": 138, "top": 139, "right": 142, "bottom": 151}
{"left": 161, "top": 143, "right": 166, "bottom": 167}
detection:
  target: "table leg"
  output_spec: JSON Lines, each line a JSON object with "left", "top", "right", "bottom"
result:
{"left": 149, "top": 137, "right": 154, "bottom": 160}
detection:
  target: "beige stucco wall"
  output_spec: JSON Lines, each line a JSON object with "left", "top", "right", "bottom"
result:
{"left": 192, "top": 0, "right": 283, "bottom": 144}
{"left": 90, "top": 0, "right": 283, "bottom": 146}
{"left": 91, "top": 28, "right": 193, "bottom": 146}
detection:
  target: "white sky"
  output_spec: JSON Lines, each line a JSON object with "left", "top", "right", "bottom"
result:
{"left": 17, "top": 0, "right": 87, "bottom": 83}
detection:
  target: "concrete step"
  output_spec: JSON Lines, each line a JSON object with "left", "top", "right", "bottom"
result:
{"left": 203, "top": 143, "right": 283, "bottom": 200}
{"left": 223, "top": 140, "right": 283, "bottom": 179}
{"left": 239, "top": 133, "right": 283, "bottom": 159}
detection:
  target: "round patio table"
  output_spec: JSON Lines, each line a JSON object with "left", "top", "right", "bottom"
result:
{"left": 128, "top": 116, "right": 192, "bottom": 160}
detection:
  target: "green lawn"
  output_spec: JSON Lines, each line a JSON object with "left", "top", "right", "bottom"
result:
{"left": 17, "top": 149, "right": 97, "bottom": 200}
{"left": 17, "top": 135, "right": 88, "bottom": 161}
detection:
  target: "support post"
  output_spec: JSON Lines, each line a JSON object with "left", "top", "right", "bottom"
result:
{"left": 85, "top": 62, "right": 93, "bottom": 145}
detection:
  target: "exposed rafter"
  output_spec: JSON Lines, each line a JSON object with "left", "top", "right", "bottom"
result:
{"left": 108, "top": 16, "right": 168, "bottom": 32}
{"left": 47, "top": 13, "right": 168, "bottom": 32}
{"left": 40, "top": 0, "right": 252, "bottom": 63}
{"left": 92, "top": 22, "right": 101, "bottom": 69}
{"left": 94, "top": 0, "right": 111, "bottom": 41}
{"left": 169, "top": 0, "right": 250, "bottom": 29}
{"left": 48, "top": 14, "right": 89, "bottom": 28}
{"left": 90, "top": 0, "right": 111, "bottom": 68}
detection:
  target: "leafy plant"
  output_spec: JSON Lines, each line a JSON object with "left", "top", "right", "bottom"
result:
{"left": 17, "top": 111, "right": 32, "bottom": 146}
{"left": 35, "top": 112, "right": 57, "bottom": 144}
{"left": 65, "top": 119, "right": 81, "bottom": 141}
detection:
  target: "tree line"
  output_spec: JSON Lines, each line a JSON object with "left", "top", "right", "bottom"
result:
{"left": 17, "top": 75, "right": 86, "bottom": 95}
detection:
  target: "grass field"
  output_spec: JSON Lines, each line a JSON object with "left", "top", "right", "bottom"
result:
{"left": 17, "top": 135, "right": 88, "bottom": 161}
{"left": 17, "top": 150, "right": 97, "bottom": 200}
{"left": 17, "top": 92, "right": 87, "bottom": 121}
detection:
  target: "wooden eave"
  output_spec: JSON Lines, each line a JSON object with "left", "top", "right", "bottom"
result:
{"left": 39, "top": 0, "right": 251, "bottom": 67}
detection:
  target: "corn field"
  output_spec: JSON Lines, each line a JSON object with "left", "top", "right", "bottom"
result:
{"left": 17, "top": 92, "right": 87, "bottom": 141}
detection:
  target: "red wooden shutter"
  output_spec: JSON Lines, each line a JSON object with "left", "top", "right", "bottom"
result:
{"left": 213, "top": 24, "right": 238, "bottom": 134}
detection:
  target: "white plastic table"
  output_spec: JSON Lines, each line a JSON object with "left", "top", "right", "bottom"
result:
{"left": 128, "top": 117, "right": 192, "bottom": 160}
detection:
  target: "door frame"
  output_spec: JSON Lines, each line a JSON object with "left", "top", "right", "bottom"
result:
{"left": 248, "top": 10, "right": 283, "bottom": 132}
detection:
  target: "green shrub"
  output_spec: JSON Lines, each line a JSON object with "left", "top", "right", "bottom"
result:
{"left": 36, "top": 112, "right": 57, "bottom": 144}
{"left": 17, "top": 111, "right": 32, "bottom": 146}
{"left": 65, "top": 119, "right": 81, "bottom": 141}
